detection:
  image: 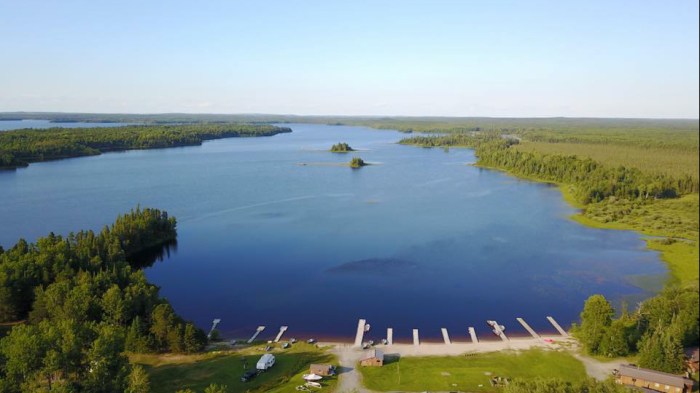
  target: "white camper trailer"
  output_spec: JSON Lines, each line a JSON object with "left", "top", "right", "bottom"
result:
{"left": 256, "top": 353, "right": 275, "bottom": 371}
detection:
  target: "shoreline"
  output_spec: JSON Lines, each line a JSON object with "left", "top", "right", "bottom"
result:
{"left": 320, "top": 334, "right": 575, "bottom": 357}
{"left": 472, "top": 159, "right": 697, "bottom": 286}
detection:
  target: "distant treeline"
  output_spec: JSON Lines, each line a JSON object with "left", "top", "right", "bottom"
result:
{"left": 0, "top": 208, "right": 207, "bottom": 392}
{"left": 0, "top": 123, "right": 291, "bottom": 169}
{"left": 400, "top": 134, "right": 699, "bottom": 202}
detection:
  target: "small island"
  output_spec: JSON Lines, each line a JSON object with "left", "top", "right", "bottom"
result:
{"left": 349, "top": 157, "right": 367, "bottom": 168}
{"left": 330, "top": 142, "right": 355, "bottom": 152}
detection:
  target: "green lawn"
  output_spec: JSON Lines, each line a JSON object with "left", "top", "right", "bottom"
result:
{"left": 359, "top": 349, "right": 588, "bottom": 392}
{"left": 131, "top": 343, "right": 337, "bottom": 393}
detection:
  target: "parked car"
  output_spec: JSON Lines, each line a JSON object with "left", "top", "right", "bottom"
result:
{"left": 241, "top": 370, "right": 257, "bottom": 382}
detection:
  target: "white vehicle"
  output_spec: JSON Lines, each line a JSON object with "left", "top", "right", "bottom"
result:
{"left": 256, "top": 353, "right": 275, "bottom": 371}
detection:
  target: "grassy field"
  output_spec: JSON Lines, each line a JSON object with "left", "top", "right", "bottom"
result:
{"left": 359, "top": 349, "right": 588, "bottom": 392}
{"left": 131, "top": 342, "right": 337, "bottom": 393}
{"left": 570, "top": 193, "right": 699, "bottom": 283}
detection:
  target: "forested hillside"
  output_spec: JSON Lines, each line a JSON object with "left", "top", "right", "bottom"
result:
{"left": 0, "top": 208, "right": 206, "bottom": 392}
{"left": 0, "top": 123, "right": 291, "bottom": 169}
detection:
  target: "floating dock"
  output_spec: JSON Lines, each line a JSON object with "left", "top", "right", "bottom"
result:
{"left": 274, "top": 326, "right": 288, "bottom": 343}
{"left": 354, "top": 319, "right": 367, "bottom": 347}
{"left": 441, "top": 328, "right": 451, "bottom": 344}
{"left": 516, "top": 318, "right": 540, "bottom": 338}
{"left": 247, "top": 326, "right": 265, "bottom": 344}
{"left": 413, "top": 329, "right": 420, "bottom": 346}
{"left": 547, "top": 316, "right": 568, "bottom": 337}
{"left": 468, "top": 327, "right": 478, "bottom": 343}
{"left": 207, "top": 318, "right": 221, "bottom": 339}
{"left": 386, "top": 328, "right": 393, "bottom": 345}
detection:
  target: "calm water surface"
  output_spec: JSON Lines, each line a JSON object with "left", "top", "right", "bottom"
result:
{"left": 0, "top": 123, "right": 666, "bottom": 342}
{"left": 0, "top": 119, "right": 130, "bottom": 131}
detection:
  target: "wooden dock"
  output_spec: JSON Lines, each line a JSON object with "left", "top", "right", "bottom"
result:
{"left": 386, "top": 328, "right": 393, "bottom": 345}
{"left": 547, "top": 316, "right": 568, "bottom": 337}
{"left": 441, "top": 328, "right": 451, "bottom": 344}
{"left": 413, "top": 329, "right": 420, "bottom": 346}
{"left": 516, "top": 318, "right": 540, "bottom": 338}
{"left": 274, "top": 326, "right": 288, "bottom": 343}
{"left": 354, "top": 319, "right": 367, "bottom": 347}
{"left": 207, "top": 318, "right": 221, "bottom": 339}
{"left": 247, "top": 326, "right": 265, "bottom": 343}
{"left": 468, "top": 327, "right": 478, "bottom": 343}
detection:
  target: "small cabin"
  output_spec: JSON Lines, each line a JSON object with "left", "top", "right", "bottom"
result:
{"left": 359, "top": 348, "right": 384, "bottom": 367}
{"left": 309, "top": 364, "right": 335, "bottom": 376}
{"left": 616, "top": 364, "right": 694, "bottom": 393}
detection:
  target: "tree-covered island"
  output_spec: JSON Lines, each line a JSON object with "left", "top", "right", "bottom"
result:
{"left": 349, "top": 157, "right": 367, "bottom": 168}
{"left": 330, "top": 142, "right": 355, "bottom": 152}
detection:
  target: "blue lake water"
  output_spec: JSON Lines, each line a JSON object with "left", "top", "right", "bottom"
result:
{"left": 0, "top": 119, "right": 130, "bottom": 131}
{"left": 0, "top": 123, "right": 666, "bottom": 342}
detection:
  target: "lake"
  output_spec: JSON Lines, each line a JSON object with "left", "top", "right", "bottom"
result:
{"left": 0, "top": 123, "right": 666, "bottom": 342}
{"left": 0, "top": 119, "right": 131, "bottom": 131}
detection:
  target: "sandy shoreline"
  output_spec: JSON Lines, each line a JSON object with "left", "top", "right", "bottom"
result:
{"left": 320, "top": 334, "right": 574, "bottom": 357}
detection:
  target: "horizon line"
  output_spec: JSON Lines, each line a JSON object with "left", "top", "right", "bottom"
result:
{"left": 1, "top": 111, "right": 698, "bottom": 121}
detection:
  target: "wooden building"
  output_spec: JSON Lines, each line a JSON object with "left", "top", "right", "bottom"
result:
{"left": 309, "top": 364, "right": 335, "bottom": 376}
{"left": 359, "top": 348, "right": 384, "bottom": 367}
{"left": 616, "top": 364, "right": 694, "bottom": 393}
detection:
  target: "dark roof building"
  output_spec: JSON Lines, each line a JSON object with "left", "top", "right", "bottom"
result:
{"left": 616, "top": 364, "right": 694, "bottom": 393}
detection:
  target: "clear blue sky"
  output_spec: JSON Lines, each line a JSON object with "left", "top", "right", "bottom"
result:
{"left": 1, "top": 0, "right": 698, "bottom": 117}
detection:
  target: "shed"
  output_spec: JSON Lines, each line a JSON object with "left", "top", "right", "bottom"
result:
{"left": 309, "top": 364, "right": 335, "bottom": 376}
{"left": 616, "top": 364, "right": 694, "bottom": 393}
{"left": 359, "top": 348, "right": 384, "bottom": 367}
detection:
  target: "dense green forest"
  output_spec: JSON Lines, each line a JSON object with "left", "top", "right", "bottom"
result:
{"left": 0, "top": 208, "right": 207, "bottom": 392}
{"left": 0, "top": 123, "right": 291, "bottom": 169}
{"left": 573, "top": 287, "right": 698, "bottom": 373}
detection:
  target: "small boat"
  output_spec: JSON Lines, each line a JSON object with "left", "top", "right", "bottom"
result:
{"left": 305, "top": 381, "right": 322, "bottom": 389}
{"left": 290, "top": 338, "right": 297, "bottom": 343}
{"left": 368, "top": 340, "right": 375, "bottom": 346}
{"left": 381, "top": 338, "right": 388, "bottom": 345}
{"left": 362, "top": 343, "right": 370, "bottom": 349}
{"left": 486, "top": 320, "right": 506, "bottom": 336}
{"left": 307, "top": 338, "right": 316, "bottom": 344}
{"left": 282, "top": 342, "right": 290, "bottom": 349}
{"left": 303, "top": 373, "right": 323, "bottom": 381}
